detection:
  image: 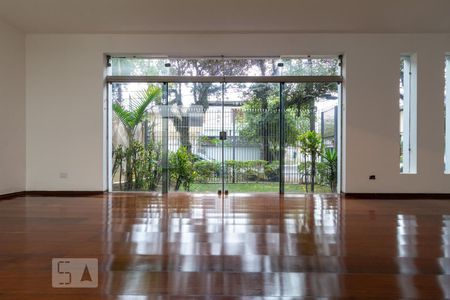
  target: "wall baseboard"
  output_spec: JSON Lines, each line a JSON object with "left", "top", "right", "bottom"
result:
{"left": 0, "top": 190, "right": 106, "bottom": 200}
{"left": 343, "top": 193, "right": 450, "bottom": 199}
{"left": 0, "top": 191, "right": 26, "bottom": 200}
{"left": 2, "top": 191, "right": 450, "bottom": 200}
{"left": 26, "top": 191, "right": 106, "bottom": 197}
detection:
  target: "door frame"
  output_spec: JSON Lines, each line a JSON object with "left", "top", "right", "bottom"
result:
{"left": 106, "top": 74, "right": 343, "bottom": 194}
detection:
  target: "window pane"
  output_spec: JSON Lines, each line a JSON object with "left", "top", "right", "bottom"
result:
{"left": 400, "top": 55, "right": 417, "bottom": 174}
{"left": 284, "top": 82, "right": 339, "bottom": 193}
{"left": 280, "top": 57, "right": 340, "bottom": 76}
{"left": 445, "top": 56, "right": 450, "bottom": 173}
{"left": 166, "top": 82, "right": 222, "bottom": 192}
{"left": 110, "top": 82, "right": 164, "bottom": 192}
{"left": 110, "top": 57, "right": 168, "bottom": 76}
{"left": 109, "top": 57, "right": 341, "bottom": 77}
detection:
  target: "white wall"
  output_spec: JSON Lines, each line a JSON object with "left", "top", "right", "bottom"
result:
{"left": 0, "top": 19, "right": 25, "bottom": 195}
{"left": 25, "top": 33, "right": 450, "bottom": 193}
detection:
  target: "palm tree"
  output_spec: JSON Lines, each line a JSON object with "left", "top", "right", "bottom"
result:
{"left": 112, "top": 85, "right": 161, "bottom": 190}
{"left": 112, "top": 86, "right": 161, "bottom": 145}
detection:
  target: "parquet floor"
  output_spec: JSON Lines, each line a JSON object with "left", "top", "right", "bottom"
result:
{"left": 0, "top": 193, "right": 450, "bottom": 299}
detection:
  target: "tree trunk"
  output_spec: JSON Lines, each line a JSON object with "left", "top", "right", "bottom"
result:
{"left": 170, "top": 84, "right": 205, "bottom": 154}
{"left": 309, "top": 102, "right": 315, "bottom": 131}
{"left": 125, "top": 154, "right": 133, "bottom": 190}
{"left": 262, "top": 101, "right": 271, "bottom": 162}
{"left": 173, "top": 115, "right": 192, "bottom": 153}
{"left": 118, "top": 158, "right": 122, "bottom": 190}
{"left": 304, "top": 154, "right": 308, "bottom": 193}
{"left": 311, "top": 152, "right": 316, "bottom": 193}
{"left": 175, "top": 176, "right": 182, "bottom": 191}
{"left": 256, "top": 61, "right": 273, "bottom": 163}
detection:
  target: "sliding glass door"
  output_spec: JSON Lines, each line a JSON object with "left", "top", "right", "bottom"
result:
{"left": 222, "top": 83, "right": 281, "bottom": 193}
{"left": 108, "top": 56, "right": 342, "bottom": 194}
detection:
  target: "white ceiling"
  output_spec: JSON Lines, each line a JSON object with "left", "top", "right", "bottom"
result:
{"left": 0, "top": 0, "right": 449, "bottom": 34}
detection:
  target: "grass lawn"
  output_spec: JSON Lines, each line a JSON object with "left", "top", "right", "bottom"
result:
{"left": 190, "top": 182, "right": 331, "bottom": 193}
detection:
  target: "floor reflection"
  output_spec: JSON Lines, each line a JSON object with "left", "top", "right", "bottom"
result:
{"left": 100, "top": 195, "right": 450, "bottom": 297}
{"left": 103, "top": 193, "right": 344, "bottom": 297}
{"left": 2, "top": 194, "right": 450, "bottom": 297}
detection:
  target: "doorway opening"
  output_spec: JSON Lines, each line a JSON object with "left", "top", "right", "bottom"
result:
{"left": 107, "top": 56, "right": 342, "bottom": 194}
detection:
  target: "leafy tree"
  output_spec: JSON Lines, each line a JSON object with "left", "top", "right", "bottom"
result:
{"left": 167, "top": 59, "right": 252, "bottom": 152}
{"left": 238, "top": 58, "right": 338, "bottom": 162}
{"left": 250, "top": 60, "right": 278, "bottom": 161}
{"left": 284, "top": 59, "right": 339, "bottom": 131}
{"left": 286, "top": 82, "right": 337, "bottom": 130}
{"left": 237, "top": 95, "right": 306, "bottom": 162}
{"left": 112, "top": 57, "right": 339, "bottom": 153}
{"left": 299, "top": 131, "right": 322, "bottom": 192}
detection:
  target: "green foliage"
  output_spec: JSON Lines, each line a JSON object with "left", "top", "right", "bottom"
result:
{"left": 225, "top": 160, "right": 268, "bottom": 183}
{"left": 198, "top": 136, "right": 221, "bottom": 146}
{"left": 112, "top": 85, "right": 161, "bottom": 143}
{"left": 283, "top": 58, "right": 339, "bottom": 114}
{"left": 298, "top": 161, "right": 327, "bottom": 184}
{"left": 298, "top": 131, "right": 323, "bottom": 192}
{"left": 322, "top": 148, "right": 338, "bottom": 192}
{"left": 299, "top": 131, "right": 322, "bottom": 154}
{"left": 264, "top": 160, "right": 280, "bottom": 181}
{"left": 112, "top": 141, "right": 162, "bottom": 191}
{"left": 110, "top": 58, "right": 340, "bottom": 193}
{"left": 194, "top": 161, "right": 220, "bottom": 183}
{"left": 112, "top": 145, "right": 125, "bottom": 190}
{"left": 169, "top": 147, "right": 196, "bottom": 191}
{"left": 133, "top": 141, "right": 162, "bottom": 191}
{"left": 112, "top": 85, "right": 161, "bottom": 190}
{"left": 190, "top": 182, "right": 331, "bottom": 193}
{"left": 237, "top": 96, "right": 305, "bottom": 161}
{"left": 188, "top": 159, "right": 281, "bottom": 184}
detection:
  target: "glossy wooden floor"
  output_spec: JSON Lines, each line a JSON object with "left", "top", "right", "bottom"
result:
{"left": 1, "top": 193, "right": 450, "bottom": 299}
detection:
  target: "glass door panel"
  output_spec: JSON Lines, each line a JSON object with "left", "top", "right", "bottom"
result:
{"left": 223, "top": 83, "right": 280, "bottom": 194}
{"left": 166, "top": 82, "right": 223, "bottom": 192}
{"left": 110, "top": 82, "right": 164, "bottom": 192}
{"left": 283, "top": 82, "right": 339, "bottom": 193}
{"left": 110, "top": 80, "right": 340, "bottom": 195}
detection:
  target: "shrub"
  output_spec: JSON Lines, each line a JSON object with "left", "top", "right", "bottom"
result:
{"left": 225, "top": 160, "right": 268, "bottom": 182}
{"left": 298, "top": 131, "right": 322, "bottom": 192}
{"left": 198, "top": 136, "right": 220, "bottom": 146}
{"left": 322, "top": 148, "right": 338, "bottom": 192}
{"left": 112, "top": 141, "right": 161, "bottom": 191}
{"left": 298, "top": 161, "right": 326, "bottom": 184}
{"left": 264, "top": 161, "right": 280, "bottom": 181}
{"left": 194, "top": 161, "right": 220, "bottom": 183}
{"left": 169, "top": 147, "right": 196, "bottom": 191}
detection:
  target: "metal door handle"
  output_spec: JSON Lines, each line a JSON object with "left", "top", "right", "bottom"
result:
{"left": 219, "top": 131, "right": 227, "bottom": 140}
